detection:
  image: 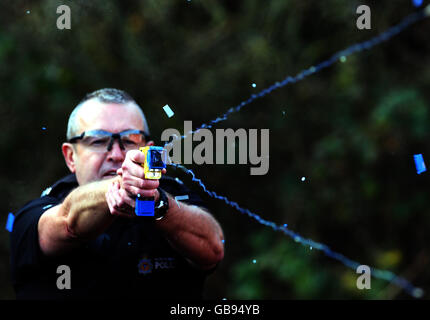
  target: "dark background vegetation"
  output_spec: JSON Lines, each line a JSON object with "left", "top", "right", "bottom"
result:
{"left": 1, "top": 0, "right": 430, "bottom": 299}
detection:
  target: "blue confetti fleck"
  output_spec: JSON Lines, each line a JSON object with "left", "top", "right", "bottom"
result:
{"left": 163, "top": 104, "right": 174, "bottom": 118}
{"left": 174, "top": 195, "right": 189, "bottom": 208}
{"left": 6, "top": 213, "right": 15, "bottom": 232}
{"left": 252, "top": 259, "right": 257, "bottom": 264}
{"left": 42, "top": 127, "right": 46, "bottom": 131}
{"left": 175, "top": 177, "right": 184, "bottom": 185}
{"left": 413, "top": 0, "right": 423, "bottom": 7}
{"left": 414, "top": 154, "right": 426, "bottom": 174}
{"left": 252, "top": 83, "right": 256, "bottom": 88}
{"left": 175, "top": 195, "right": 189, "bottom": 201}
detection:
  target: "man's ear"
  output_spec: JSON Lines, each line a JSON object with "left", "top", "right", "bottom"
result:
{"left": 62, "top": 143, "right": 77, "bottom": 173}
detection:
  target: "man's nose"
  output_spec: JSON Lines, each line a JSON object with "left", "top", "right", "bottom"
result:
{"left": 107, "top": 141, "right": 126, "bottom": 162}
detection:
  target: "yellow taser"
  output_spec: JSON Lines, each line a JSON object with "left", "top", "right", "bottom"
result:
{"left": 139, "top": 146, "right": 167, "bottom": 180}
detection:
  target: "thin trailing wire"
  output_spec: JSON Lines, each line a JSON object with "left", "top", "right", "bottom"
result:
{"left": 164, "top": 5, "right": 430, "bottom": 150}
{"left": 170, "top": 163, "right": 424, "bottom": 298}
{"left": 164, "top": 6, "right": 430, "bottom": 298}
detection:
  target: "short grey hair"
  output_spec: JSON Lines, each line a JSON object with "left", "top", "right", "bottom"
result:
{"left": 66, "top": 88, "right": 150, "bottom": 140}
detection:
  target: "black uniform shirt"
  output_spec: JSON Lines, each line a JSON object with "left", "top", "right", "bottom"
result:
{"left": 10, "top": 174, "right": 213, "bottom": 300}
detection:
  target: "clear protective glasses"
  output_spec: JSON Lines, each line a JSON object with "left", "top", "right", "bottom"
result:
{"left": 67, "top": 129, "right": 150, "bottom": 153}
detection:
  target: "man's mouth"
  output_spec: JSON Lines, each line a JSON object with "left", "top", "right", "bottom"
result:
{"left": 103, "top": 170, "right": 118, "bottom": 177}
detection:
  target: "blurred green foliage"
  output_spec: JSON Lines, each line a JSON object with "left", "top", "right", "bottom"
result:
{"left": 1, "top": 0, "right": 430, "bottom": 299}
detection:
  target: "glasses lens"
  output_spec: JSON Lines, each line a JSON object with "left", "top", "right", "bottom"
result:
{"left": 121, "top": 133, "right": 145, "bottom": 150}
{"left": 76, "top": 130, "right": 146, "bottom": 152}
{"left": 81, "top": 133, "right": 111, "bottom": 152}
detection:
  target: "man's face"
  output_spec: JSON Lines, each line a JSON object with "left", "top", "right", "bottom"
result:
{"left": 63, "top": 100, "right": 151, "bottom": 185}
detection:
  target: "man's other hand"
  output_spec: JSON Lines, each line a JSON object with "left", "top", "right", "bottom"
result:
{"left": 106, "top": 150, "right": 167, "bottom": 217}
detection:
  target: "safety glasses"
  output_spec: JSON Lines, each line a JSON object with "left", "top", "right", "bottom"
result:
{"left": 68, "top": 129, "right": 150, "bottom": 152}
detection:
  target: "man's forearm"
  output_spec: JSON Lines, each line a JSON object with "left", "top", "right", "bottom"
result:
{"left": 63, "top": 177, "right": 119, "bottom": 239}
{"left": 155, "top": 195, "right": 225, "bottom": 268}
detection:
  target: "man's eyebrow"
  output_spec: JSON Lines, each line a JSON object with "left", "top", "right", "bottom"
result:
{"left": 86, "top": 128, "right": 143, "bottom": 133}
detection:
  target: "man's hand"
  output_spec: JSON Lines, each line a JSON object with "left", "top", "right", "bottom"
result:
{"left": 105, "top": 149, "right": 166, "bottom": 217}
{"left": 106, "top": 150, "right": 224, "bottom": 268}
{"left": 105, "top": 180, "right": 136, "bottom": 218}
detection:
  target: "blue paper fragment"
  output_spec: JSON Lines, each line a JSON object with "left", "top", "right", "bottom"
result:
{"left": 414, "top": 154, "right": 426, "bottom": 174}
{"left": 175, "top": 195, "right": 189, "bottom": 201}
{"left": 41, "top": 187, "right": 52, "bottom": 197}
{"left": 413, "top": 0, "right": 423, "bottom": 7}
{"left": 6, "top": 213, "right": 15, "bottom": 232}
{"left": 163, "top": 104, "right": 174, "bottom": 118}
{"left": 174, "top": 195, "right": 189, "bottom": 208}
